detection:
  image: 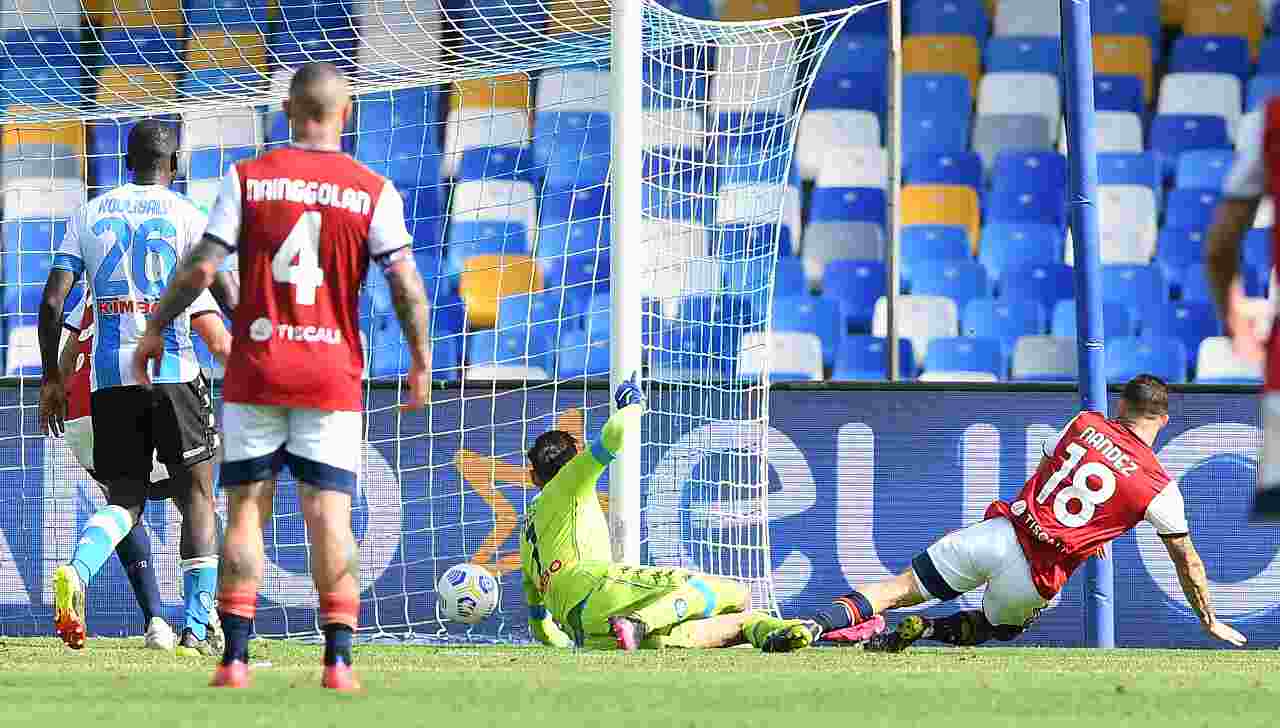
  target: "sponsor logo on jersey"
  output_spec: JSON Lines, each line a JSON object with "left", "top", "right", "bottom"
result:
{"left": 244, "top": 177, "right": 373, "bottom": 216}
{"left": 97, "top": 298, "right": 158, "bottom": 316}
{"left": 1013, "top": 501, "right": 1068, "bottom": 553}
{"left": 673, "top": 598, "right": 688, "bottom": 619}
{"left": 249, "top": 317, "right": 273, "bottom": 342}
{"left": 275, "top": 323, "right": 342, "bottom": 344}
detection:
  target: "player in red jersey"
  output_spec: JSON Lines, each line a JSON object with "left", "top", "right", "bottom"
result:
{"left": 133, "top": 63, "right": 432, "bottom": 690}
{"left": 1206, "top": 105, "right": 1280, "bottom": 520}
{"left": 803, "top": 376, "right": 1246, "bottom": 651}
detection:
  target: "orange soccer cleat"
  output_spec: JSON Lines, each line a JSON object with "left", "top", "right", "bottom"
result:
{"left": 53, "top": 565, "right": 86, "bottom": 650}
{"left": 209, "top": 661, "right": 251, "bottom": 688}
{"left": 321, "top": 662, "right": 362, "bottom": 692}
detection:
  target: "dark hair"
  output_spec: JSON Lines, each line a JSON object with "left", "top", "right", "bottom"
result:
{"left": 1122, "top": 374, "right": 1169, "bottom": 418}
{"left": 125, "top": 119, "right": 178, "bottom": 177}
{"left": 528, "top": 430, "right": 578, "bottom": 484}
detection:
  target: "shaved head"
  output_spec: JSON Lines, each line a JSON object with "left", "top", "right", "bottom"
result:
{"left": 285, "top": 62, "right": 352, "bottom": 149}
{"left": 126, "top": 118, "right": 178, "bottom": 184}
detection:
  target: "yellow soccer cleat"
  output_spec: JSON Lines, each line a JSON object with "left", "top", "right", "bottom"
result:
{"left": 761, "top": 619, "right": 821, "bottom": 653}
{"left": 53, "top": 565, "right": 86, "bottom": 649}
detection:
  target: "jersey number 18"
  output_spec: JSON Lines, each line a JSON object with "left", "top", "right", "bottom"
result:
{"left": 1035, "top": 442, "right": 1119, "bottom": 528}
{"left": 272, "top": 211, "right": 325, "bottom": 305}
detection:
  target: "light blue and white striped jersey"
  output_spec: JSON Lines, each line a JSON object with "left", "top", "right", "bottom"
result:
{"left": 53, "top": 183, "right": 217, "bottom": 390}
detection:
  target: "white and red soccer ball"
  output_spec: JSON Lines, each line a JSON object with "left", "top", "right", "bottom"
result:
{"left": 437, "top": 563, "right": 500, "bottom": 625}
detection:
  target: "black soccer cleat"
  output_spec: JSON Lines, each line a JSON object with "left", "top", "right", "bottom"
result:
{"left": 863, "top": 615, "right": 930, "bottom": 653}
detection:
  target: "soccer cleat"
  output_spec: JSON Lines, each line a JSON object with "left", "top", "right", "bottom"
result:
{"left": 209, "top": 660, "right": 250, "bottom": 688}
{"left": 205, "top": 609, "right": 224, "bottom": 655}
{"left": 822, "top": 615, "right": 887, "bottom": 645}
{"left": 863, "top": 615, "right": 929, "bottom": 653}
{"left": 761, "top": 619, "right": 821, "bottom": 653}
{"left": 53, "top": 565, "right": 86, "bottom": 650}
{"left": 144, "top": 617, "right": 177, "bottom": 651}
{"left": 609, "top": 616, "right": 648, "bottom": 651}
{"left": 176, "top": 628, "right": 215, "bottom": 657}
{"left": 321, "top": 662, "right": 362, "bottom": 691}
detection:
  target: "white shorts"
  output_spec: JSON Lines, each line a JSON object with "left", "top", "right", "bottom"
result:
{"left": 222, "top": 403, "right": 362, "bottom": 495}
{"left": 64, "top": 416, "right": 171, "bottom": 485}
{"left": 914, "top": 517, "right": 1049, "bottom": 628}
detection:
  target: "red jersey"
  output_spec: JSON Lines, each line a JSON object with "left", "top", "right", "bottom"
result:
{"left": 204, "top": 146, "right": 412, "bottom": 411}
{"left": 985, "top": 411, "right": 1187, "bottom": 599}
{"left": 1262, "top": 99, "right": 1280, "bottom": 389}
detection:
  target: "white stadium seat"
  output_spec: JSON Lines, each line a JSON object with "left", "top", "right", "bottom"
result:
{"left": 710, "top": 30, "right": 798, "bottom": 114}
{"left": 978, "top": 73, "right": 1061, "bottom": 133}
{"left": 737, "top": 331, "right": 823, "bottom": 381}
{"left": 796, "top": 111, "right": 880, "bottom": 182}
{"left": 815, "top": 145, "right": 887, "bottom": 189}
{"left": 1011, "top": 336, "right": 1077, "bottom": 381}
{"left": 2, "top": 177, "right": 84, "bottom": 218}
{"left": 918, "top": 370, "right": 1000, "bottom": 383}
{"left": 465, "top": 365, "right": 550, "bottom": 380}
{"left": 1, "top": 0, "right": 80, "bottom": 28}
{"left": 642, "top": 108, "right": 706, "bottom": 150}
{"left": 803, "top": 221, "right": 884, "bottom": 281}
{"left": 1096, "top": 185, "right": 1158, "bottom": 263}
{"left": 871, "top": 294, "right": 959, "bottom": 361}
{"left": 442, "top": 106, "right": 531, "bottom": 178}
{"left": 450, "top": 178, "right": 539, "bottom": 240}
{"left": 4, "top": 325, "right": 39, "bottom": 375}
{"left": 1158, "top": 73, "right": 1244, "bottom": 141}
{"left": 186, "top": 178, "right": 221, "bottom": 211}
{"left": 179, "top": 107, "right": 263, "bottom": 179}
{"left": 716, "top": 183, "right": 802, "bottom": 253}
{"left": 1094, "top": 111, "right": 1144, "bottom": 153}
{"left": 640, "top": 219, "right": 720, "bottom": 301}
{"left": 355, "top": 0, "right": 444, "bottom": 71}
{"left": 1196, "top": 337, "right": 1263, "bottom": 382}
{"left": 536, "top": 69, "right": 610, "bottom": 113}
{"left": 994, "top": 0, "right": 1061, "bottom": 37}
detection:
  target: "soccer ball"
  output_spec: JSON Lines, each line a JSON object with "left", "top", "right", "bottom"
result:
{"left": 436, "top": 563, "right": 500, "bottom": 625}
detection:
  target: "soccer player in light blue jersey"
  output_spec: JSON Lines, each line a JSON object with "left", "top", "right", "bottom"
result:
{"left": 37, "top": 120, "right": 233, "bottom": 654}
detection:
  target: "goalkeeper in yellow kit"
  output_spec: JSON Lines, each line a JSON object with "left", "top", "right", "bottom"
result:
{"left": 519, "top": 374, "right": 820, "bottom": 651}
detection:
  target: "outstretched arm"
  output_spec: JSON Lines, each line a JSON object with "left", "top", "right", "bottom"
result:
{"left": 544, "top": 377, "right": 645, "bottom": 500}
{"left": 1161, "top": 534, "right": 1246, "bottom": 646}
{"left": 133, "top": 237, "right": 229, "bottom": 386}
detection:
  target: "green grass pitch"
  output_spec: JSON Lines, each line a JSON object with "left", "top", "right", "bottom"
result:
{"left": 3, "top": 638, "right": 1278, "bottom": 727}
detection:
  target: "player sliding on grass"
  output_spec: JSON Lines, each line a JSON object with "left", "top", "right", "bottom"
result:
{"left": 521, "top": 375, "right": 819, "bottom": 652}
{"left": 807, "top": 375, "right": 1247, "bottom": 652}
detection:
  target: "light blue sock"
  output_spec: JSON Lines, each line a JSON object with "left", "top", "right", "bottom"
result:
{"left": 70, "top": 505, "right": 134, "bottom": 586}
{"left": 181, "top": 557, "right": 218, "bottom": 640}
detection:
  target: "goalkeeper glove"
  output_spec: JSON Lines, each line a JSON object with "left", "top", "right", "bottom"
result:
{"left": 614, "top": 372, "right": 645, "bottom": 410}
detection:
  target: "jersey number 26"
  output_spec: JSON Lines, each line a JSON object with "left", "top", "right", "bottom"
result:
{"left": 1035, "top": 442, "right": 1118, "bottom": 528}
{"left": 272, "top": 211, "right": 324, "bottom": 305}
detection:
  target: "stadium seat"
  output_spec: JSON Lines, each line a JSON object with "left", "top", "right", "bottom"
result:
{"left": 817, "top": 32, "right": 888, "bottom": 75}
{"left": 185, "top": 30, "right": 268, "bottom": 72}
{"left": 1250, "top": 75, "right": 1280, "bottom": 111}
{"left": 355, "top": 86, "right": 439, "bottom": 159}
{"left": 1182, "top": 2, "right": 1262, "bottom": 59}
{"left": 810, "top": 185, "right": 885, "bottom": 227}
{"left": 987, "top": 150, "right": 1068, "bottom": 227}
{"left": 900, "top": 224, "right": 971, "bottom": 286}
{"left": 1, "top": 66, "right": 85, "bottom": 106}
{"left": 1154, "top": 227, "right": 1205, "bottom": 291}
{"left": 1097, "top": 152, "right": 1160, "bottom": 196}
{"left": 815, "top": 146, "right": 887, "bottom": 189}
{"left": 457, "top": 146, "right": 534, "bottom": 183}
{"left": 1175, "top": 149, "right": 1235, "bottom": 191}
{"left": 918, "top": 370, "right": 1000, "bottom": 382}
{"left": 907, "top": 0, "right": 989, "bottom": 41}
{"left": 643, "top": 220, "right": 720, "bottom": 301}
{"left": 1170, "top": 35, "right": 1252, "bottom": 81}
{"left": 993, "top": 0, "right": 1060, "bottom": 36}
{"left": 96, "top": 67, "right": 179, "bottom": 109}
{"left": 465, "top": 364, "right": 550, "bottom": 381}
{"left": 4, "top": 28, "right": 85, "bottom": 68}
{"left": 903, "top": 35, "right": 981, "bottom": 89}
{"left": 1050, "top": 299, "right": 1137, "bottom": 340}
{"left": 355, "top": 0, "right": 442, "bottom": 71}
{"left": 719, "top": 0, "right": 799, "bottom": 19}
{"left": 1092, "top": 0, "right": 1161, "bottom": 61}
{"left": 1094, "top": 75, "right": 1145, "bottom": 114}
{"left": 179, "top": 106, "right": 261, "bottom": 180}
{"left": 1096, "top": 185, "right": 1158, "bottom": 261}
{"left": 1107, "top": 337, "right": 1187, "bottom": 383}
{"left": 180, "top": 0, "right": 269, "bottom": 29}
{"left": 822, "top": 259, "right": 885, "bottom": 332}
{"left": 1244, "top": 228, "right": 1273, "bottom": 290}
{"left": 961, "top": 297, "right": 1047, "bottom": 366}
{"left": 737, "top": 331, "right": 822, "bottom": 381}
{"left": 999, "top": 263, "right": 1074, "bottom": 312}
{"left": 871, "top": 294, "right": 960, "bottom": 361}
{"left": 907, "top": 259, "right": 988, "bottom": 312}
{"left": 923, "top": 336, "right": 1003, "bottom": 380}
{"left": 1157, "top": 73, "right": 1244, "bottom": 141}
{"left": 977, "top": 72, "right": 1061, "bottom": 133}
{"left": 1164, "top": 189, "right": 1221, "bottom": 232}
{"left": 1144, "top": 301, "right": 1220, "bottom": 375}
{"left": 535, "top": 68, "right": 609, "bottom": 113}
{"left": 978, "top": 222, "right": 1063, "bottom": 282}
{"left": 1, "top": 107, "right": 85, "bottom": 182}
{"left": 1011, "top": 336, "right": 1077, "bottom": 382}
{"left": 89, "top": 0, "right": 182, "bottom": 27}
{"left": 904, "top": 73, "right": 972, "bottom": 117}
{"left": 717, "top": 182, "right": 802, "bottom": 252}
{"left": 802, "top": 221, "right": 884, "bottom": 280}
{"left": 457, "top": 254, "right": 543, "bottom": 329}
{"left": 901, "top": 185, "right": 980, "bottom": 253}
{"left": 832, "top": 336, "right": 915, "bottom": 380}
{"left": 4, "top": 325, "right": 39, "bottom": 376}
{"left": 710, "top": 38, "right": 799, "bottom": 114}
{"left": 450, "top": 177, "right": 539, "bottom": 239}
{"left": 531, "top": 110, "right": 610, "bottom": 184}
{"left": 772, "top": 295, "right": 843, "bottom": 369}
{"left": 557, "top": 329, "right": 609, "bottom": 378}
{"left": 903, "top": 151, "right": 983, "bottom": 188}
{"left": 796, "top": 110, "right": 880, "bottom": 180}
{"left": 444, "top": 85, "right": 531, "bottom": 175}
{"left": 1262, "top": 37, "right": 1280, "bottom": 74}
{"left": 1092, "top": 35, "right": 1154, "bottom": 103}
{"left": 466, "top": 327, "right": 555, "bottom": 372}
{"left": 1094, "top": 111, "right": 1144, "bottom": 152}
{"left": 1182, "top": 261, "right": 1259, "bottom": 302}
{"left": 984, "top": 36, "right": 1061, "bottom": 75}
{"left": 446, "top": 221, "right": 531, "bottom": 276}
{"left": 1195, "top": 336, "right": 1263, "bottom": 383}
{"left": 1149, "top": 115, "right": 1232, "bottom": 181}
{"left": 5, "top": 0, "right": 79, "bottom": 27}
{"left": 808, "top": 72, "right": 887, "bottom": 120}
{"left": 1102, "top": 264, "right": 1168, "bottom": 319}
{"left": 904, "top": 111, "right": 973, "bottom": 158}
{"left": 971, "top": 114, "right": 1055, "bottom": 171}
{"left": 642, "top": 45, "right": 712, "bottom": 109}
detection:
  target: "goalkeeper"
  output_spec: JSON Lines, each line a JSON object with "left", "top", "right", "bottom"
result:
{"left": 519, "top": 374, "right": 819, "bottom": 652}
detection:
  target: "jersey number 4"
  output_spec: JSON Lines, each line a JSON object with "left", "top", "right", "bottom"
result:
{"left": 272, "top": 211, "right": 324, "bottom": 305}
{"left": 1035, "top": 442, "right": 1118, "bottom": 528}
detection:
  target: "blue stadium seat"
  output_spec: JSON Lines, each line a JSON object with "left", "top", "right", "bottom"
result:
{"left": 773, "top": 295, "right": 843, "bottom": 369}
{"left": 355, "top": 87, "right": 440, "bottom": 162}
{"left": 497, "top": 289, "right": 579, "bottom": 345}
{"left": 445, "top": 221, "right": 531, "bottom": 275}
{"left": 1, "top": 237, "right": 60, "bottom": 317}
{"left": 903, "top": 111, "right": 971, "bottom": 157}
{"left": 1248, "top": 75, "right": 1280, "bottom": 111}
{"left": 1163, "top": 188, "right": 1220, "bottom": 231}
{"left": 466, "top": 327, "right": 555, "bottom": 372}
{"left": 1154, "top": 227, "right": 1205, "bottom": 293}
{"left": 923, "top": 336, "right": 1003, "bottom": 379}
{"left": 810, "top": 186, "right": 886, "bottom": 227}
{"left": 1169, "top": 35, "right": 1251, "bottom": 82}
{"left": 643, "top": 45, "right": 712, "bottom": 108}
{"left": 1175, "top": 149, "right": 1235, "bottom": 191}
{"left": 903, "top": 151, "right": 983, "bottom": 188}
{"left": 1262, "top": 37, "right": 1280, "bottom": 75}
{"left": 822, "top": 259, "right": 885, "bottom": 332}
{"left": 457, "top": 146, "right": 534, "bottom": 182}
{"left": 1143, "top": 301, "right": 1219, "bottom": 374}
{"left": 839, "top": 0, "right": 886, "bottom": 33}
{"left": 1097, "top": 151, "right": 1160, "bottom": 193}
{"left": 1101, "top": 264, "right": 1168, "bottom": 325}
{"left": 533, "top": 110, "right": 611, "bottom": 186}
{"left": 710, "top": 112, "right": 792, "bottom": 158}
{"left": 999, "top": 263, "right": 1074, "bottom": 312}
{"left": 87, "top": 118, "right": 147, "bottom": 190}
{"left": 270, "top": 23, "right": 357, "bottom": 68}
{"left": 1107, "top": 336, "right": 1187, "bottom": 384}
{"left": 1051, "top": 299, "right": 1137, "bottom": 339}
{"left": 1094, "top": 74, "right": 1145, "bottom": 113}
{"left": 908, "top": 259, "right": 988, "bottom": 312}
{"left": 808, "top": 72, "right": 886, "bottom": 120}
{"left": 900, "top": 225, "right": 970, "bottom": 288}
{"left": 3, "top": 29, "right": 84, "bottom": 68}
{"left": 657, "top": 0, "right": 712, "bottom": 16}
{"left": 978, "top": 222, "right": 1063, "bottom": 282}
{"left": 188, "top": 146, "right": 257, "bottom": 180}
{"left": 0, "top": 66, "right": 84, "bottom": 106}
{"left": 182, "top": 0, "right": 271, "bottom": 29}
{"left": 1244, "top": 228, "right": 1273, "bottom": 292}
{"left": 1092, "top": 0, "right": 1161, "bottom": 61}
{"left": 430, "top": 292, "right": 467, "bottom": 340}
{"left": 832, "top": 336, "right": 914, "bottom": 380}
{"left": 988, "top": 151, "right": 1068, "bottom": 227}
{"left": 907, "top": 0, "right": 988, "bottom": 41}
{"left": 1182, "top": 261, "right": 1259, "bottom": 302}
{"left": 581, "top": 292, "right": 610, "bottom": 337}
{"left": 904, "top": 73, "right": 971, "bottom": 116}
{"left": 961, "top": 298, "right": 1046, "bottom": 368}
{"left": 644, "top": 148, "right": 712, "bottom": 220}
{"left": 1150, "top": 115, "right": 1232, "bottom": 181}
{"left": 983, "top": 36, "right": 1061, "bottom": 75}
{"left": 818, "top": 33, "right": 888, "bottom": 75}
{"left": 557, "top": 329, "right": 609, "bottom": 378}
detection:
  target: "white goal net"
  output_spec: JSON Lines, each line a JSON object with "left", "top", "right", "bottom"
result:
{"left": 0, "top": 0, "right": 861, "bottom": 641}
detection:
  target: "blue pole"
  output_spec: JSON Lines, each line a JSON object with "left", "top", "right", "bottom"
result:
{"left": 1061, "top": 0, "right": 1114, "bottom": 648}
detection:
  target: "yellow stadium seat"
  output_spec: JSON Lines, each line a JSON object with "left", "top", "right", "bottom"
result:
{"left": 459, "top": 255, "right": 543, "bottom": 329}
{"left": 2, "top": 105, "right": 85, "bottom": 152}
{"left": 902, "top": 184, "right": 981, "bottom": 254}
{"left": 720, "top": 0, "right": 800, "bottom": 21}
{"left": 903, "top": 35, "right": 981, "bottom": 89}
{"left": 1161, "top": 0, "right": 1185, "bottom": 27}
{"left": 86, "top": 0, "right": 183, "bottom": 29}
{"left": 186, "top": 31, "right": 268, "bottom": 72}
{"left": 1093, "top": 35, "right": 1154, "bottom": 103}
{"left": 1184, "top": 0, "right": 1263, "bottom": 58}
{"left": 95, "top": 67, "right": 180, "bottom": 104}
{"left": 545, "top": 0, "right": 609, "bottom": 36}
{"left": 450, "top": 74, "right": 531, "bottom": 112}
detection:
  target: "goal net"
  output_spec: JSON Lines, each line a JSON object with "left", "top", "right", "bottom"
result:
{"left": 0, "top": 0, "right": 859, "bottom": 641}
